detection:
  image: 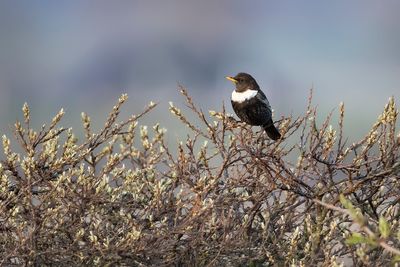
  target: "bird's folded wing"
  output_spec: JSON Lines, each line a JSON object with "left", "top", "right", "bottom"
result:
{"left": 256, "top": 90, "right": 271, "bottom": 111}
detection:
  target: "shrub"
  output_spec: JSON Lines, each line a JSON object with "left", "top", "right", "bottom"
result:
{"left": 0, "top": 88, "right": 399, "bottom": 266}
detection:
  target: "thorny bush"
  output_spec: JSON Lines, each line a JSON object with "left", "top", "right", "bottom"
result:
{"left": 0, "top": 87, "right": 399, "bottom": 266}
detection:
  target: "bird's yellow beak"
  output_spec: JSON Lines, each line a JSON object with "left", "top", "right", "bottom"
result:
{"left": 225, "top": 76, "right": 238, "bottom": 83}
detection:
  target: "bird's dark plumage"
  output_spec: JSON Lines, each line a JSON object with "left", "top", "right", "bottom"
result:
{"left": 226, "top": 72, "right": 281, "bottom": 140}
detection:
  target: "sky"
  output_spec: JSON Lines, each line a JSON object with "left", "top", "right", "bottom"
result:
{"left": 0, "top": 1, "right": 399, "bottom": 143}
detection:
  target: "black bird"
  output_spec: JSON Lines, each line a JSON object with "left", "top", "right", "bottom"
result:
{"left": 226, "top": 72, "right": 281, "bottom": 140}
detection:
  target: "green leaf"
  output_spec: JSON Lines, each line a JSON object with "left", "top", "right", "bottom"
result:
{"left": 339, "top": 194, "right": 365, "bottom": 224}
{"left": 379, "top": 216, "right": 390, "bottom": 239}
{"left": 339, "top": 194, "right": 353, "bottom": 210}
{"left": 346, "top": 233, "right": 377, "bottom": 246}
{"left": 393, "top": 255, "right": 400, "bottom": 263}
{"left": 346, "top": 233, "right": 368, "bottom": 245}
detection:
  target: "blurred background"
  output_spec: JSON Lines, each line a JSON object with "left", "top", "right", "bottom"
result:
{"left": 0, "top": 1, "right": 399, "bottom": 144}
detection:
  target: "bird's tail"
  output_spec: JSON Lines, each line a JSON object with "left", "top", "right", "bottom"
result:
{"left": 262, "top": 119, "right": 281, "bottom": 140}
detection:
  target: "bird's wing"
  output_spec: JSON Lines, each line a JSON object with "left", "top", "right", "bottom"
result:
{"left": 248, "top": 95, "right": 272, "bottom": 125}
{"left": 231, "top": 89, "right": 273, "bottom": 126}
{"left": 256, "top": 90, "right": 271, "bottom": 111}
{"left": 231, "top": 94, "right": 272, "bottom": 126}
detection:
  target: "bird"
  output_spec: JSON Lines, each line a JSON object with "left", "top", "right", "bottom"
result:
{"left": 226, "top": 72, "right": 281, "bottom": 140}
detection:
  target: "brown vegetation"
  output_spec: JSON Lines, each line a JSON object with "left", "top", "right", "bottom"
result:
{"left": 0, "top": 88, "right": 399, "bottom": 266}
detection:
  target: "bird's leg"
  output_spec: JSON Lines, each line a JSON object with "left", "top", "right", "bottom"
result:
{"left": 229, "top": 118, "right": 248, "bottom": 130}
{"left": 226, "top": 116, "right": 239, "bottom": 123}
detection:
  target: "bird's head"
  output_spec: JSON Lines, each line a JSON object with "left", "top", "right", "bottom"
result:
{"left": 226, "top": 72, "right": 259, "bottom": 92}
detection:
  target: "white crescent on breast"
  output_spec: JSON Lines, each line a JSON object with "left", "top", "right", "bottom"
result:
{"left": 231, "top": 90, "right": 258, "bottom": 103}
